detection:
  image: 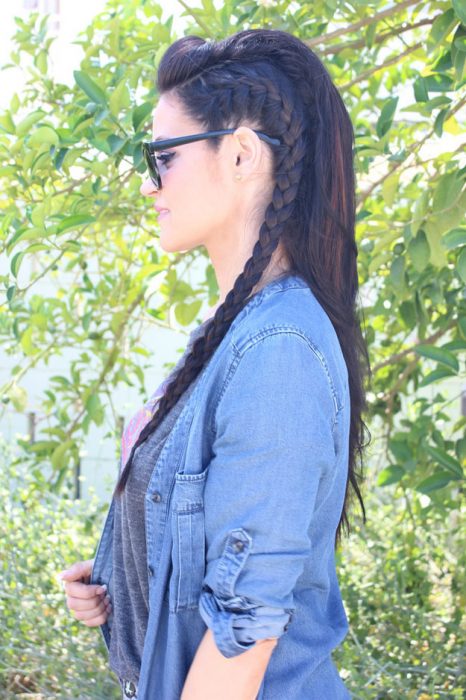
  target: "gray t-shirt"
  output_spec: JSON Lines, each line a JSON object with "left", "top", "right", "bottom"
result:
{"left": 109, "top": 320, "right": 209, "bottom": 684}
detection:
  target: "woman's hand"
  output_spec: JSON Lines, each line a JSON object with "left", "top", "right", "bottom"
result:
{"left": 57, "top": 559, "right": 112, "bottom": 627}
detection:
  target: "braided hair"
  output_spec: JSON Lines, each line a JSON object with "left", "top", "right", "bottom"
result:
{"left": 114, "top": 29, "right": 371, "bottom": 547}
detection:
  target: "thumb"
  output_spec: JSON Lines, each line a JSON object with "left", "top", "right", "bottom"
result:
{"left": 57, "top": 561, "right": 89, "bottom": 581}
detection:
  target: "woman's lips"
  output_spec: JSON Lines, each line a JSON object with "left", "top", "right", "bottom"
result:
{"left": 158, "top": 210, "right": 170, "bottom": 219}
{"left": 155, "top": 206, "right": 170, "bottom": 218}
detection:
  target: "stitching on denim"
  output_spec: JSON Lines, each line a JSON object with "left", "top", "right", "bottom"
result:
{"left": 213, "top": 327, "right": 342, "bottom": 435}
{"left": 227, "top": 277, "right": 309, "bottom": 331}
{"left": 172, "top": 508, "right": 206, "bottom": 611}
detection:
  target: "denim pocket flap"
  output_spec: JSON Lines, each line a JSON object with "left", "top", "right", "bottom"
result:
{"left": 173, "top": 467, "right": 209, "bottom": 513}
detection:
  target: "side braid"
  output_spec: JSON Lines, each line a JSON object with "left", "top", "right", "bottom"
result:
{"left": 113, "top": 73, "right": 306, "bottom": 497}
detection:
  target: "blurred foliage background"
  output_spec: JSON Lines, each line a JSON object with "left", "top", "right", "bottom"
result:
{"left": 0, "top": 0, "right": 465, "bottom": 697}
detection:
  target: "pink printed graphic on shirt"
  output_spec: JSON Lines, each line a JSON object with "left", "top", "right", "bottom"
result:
{"left": 120, "top": 375, "right": 172, "bottom": 470}
{"left": 119, "top": 323, "right": 205, "bottom": 472}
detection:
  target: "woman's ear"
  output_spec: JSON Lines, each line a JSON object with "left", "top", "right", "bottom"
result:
{"left": 232, "top": 126, "right": 262, "bottom": 176}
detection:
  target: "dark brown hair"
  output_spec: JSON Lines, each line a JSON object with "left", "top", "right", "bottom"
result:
{"left": 114, "top": 29, "right": 371, "bottom": 547}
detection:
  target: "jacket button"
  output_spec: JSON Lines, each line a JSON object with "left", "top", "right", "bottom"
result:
{"left": 148, "top": 565, "right": 154, "bottom": 577}
{"left": 151, "top": 491, "right": 162, "bottom": 502}
{"left": 232, "top": 540, "right": 244, "bottom": 553}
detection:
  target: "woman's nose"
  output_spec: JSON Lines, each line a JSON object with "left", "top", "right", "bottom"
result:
{"left": 140, "top": 178, "right": 158, "bottom": 196}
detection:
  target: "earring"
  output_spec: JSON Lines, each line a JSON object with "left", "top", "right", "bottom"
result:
{"left": 235, "top": 174, "right": 242, "bottom": 180}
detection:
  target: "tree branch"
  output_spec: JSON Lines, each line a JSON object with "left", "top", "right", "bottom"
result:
{"left": 306, "top": 0, "right": 420, "bottom": 47}
{"left": 319, "top": 18, "right": 433, "bottom": 56}
{"left": 340, "top": 41, "right": 423, "bottom": 91}
{"left": 371, "top": 318, "right": 457, "bottom": 373}
{"left": 383, "top": 357, "right": 418, "bottom": 417}
{"left": 175, "top": 0, "right": 212, "bottom": 36}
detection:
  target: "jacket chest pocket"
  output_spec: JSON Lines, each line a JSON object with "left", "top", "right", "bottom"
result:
{"left": 166, "top": 468, "right": 209, "bottom": 613}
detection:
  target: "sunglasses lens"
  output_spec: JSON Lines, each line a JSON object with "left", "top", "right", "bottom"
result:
{"left": 142, "top": 146, "right": 161, "bottom": 189}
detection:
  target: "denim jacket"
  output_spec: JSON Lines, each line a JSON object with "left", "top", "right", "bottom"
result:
{"left": 91, "top": 272, "right": 352, "bottom": 699}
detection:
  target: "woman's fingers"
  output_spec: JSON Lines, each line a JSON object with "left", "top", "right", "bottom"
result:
{"left": 63, "top": 579, "right": 105, "bottom": 599}
{"left": 78, "top": 603, "right": 112, "bottom": 628}
{"left": 67, "top": 590, "right": 112, "bottom": 627}
{"left": 70, "top": 595, "right": 109, "bottom": 621}
{"left": 66, "top": 591, "right": 110, "bottom": 612}
{"left": 57, "top": 558, "right": 111, "bottom": 627}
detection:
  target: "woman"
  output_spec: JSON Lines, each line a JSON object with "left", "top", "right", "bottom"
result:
{"left": 59, "top": 28, "right": 370, "bottom": 699}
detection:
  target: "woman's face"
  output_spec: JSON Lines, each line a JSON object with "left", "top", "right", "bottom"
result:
{"left": 140, "top": 92, "right": 242, "bottom": 254}
{"left": 140, "top": 92, "right": 275, "bottom": 270}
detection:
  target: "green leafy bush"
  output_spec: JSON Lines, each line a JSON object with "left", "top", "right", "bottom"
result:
{"left": 1, "top": 433, "right": 464, "bottom": 698}
{"left": 334, "top": 483, "right": 465, "bottom": 698}
{"left": 0, "top": 436, "right": 119, "bottom": 699}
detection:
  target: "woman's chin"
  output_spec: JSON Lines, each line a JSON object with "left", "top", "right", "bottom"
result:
{"left": 158, "top": 232, "right": 192, "bottom": 254}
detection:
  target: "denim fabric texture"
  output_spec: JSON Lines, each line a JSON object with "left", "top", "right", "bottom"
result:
{"left": 91, "top": 272, "right": 352, "bottom": 699}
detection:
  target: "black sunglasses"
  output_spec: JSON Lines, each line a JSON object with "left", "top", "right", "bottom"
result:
{"left": 141, "top": 128, "right": 282, "bottom": 190}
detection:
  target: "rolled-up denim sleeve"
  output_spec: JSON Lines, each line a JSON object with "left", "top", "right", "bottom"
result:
{"left": 198, "top": 330, "right": 338, "bottom": 658}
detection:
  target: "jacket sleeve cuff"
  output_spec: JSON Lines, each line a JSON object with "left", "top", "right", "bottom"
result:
{"left": 198, "top": 586, "right": 292, "bottom": 658}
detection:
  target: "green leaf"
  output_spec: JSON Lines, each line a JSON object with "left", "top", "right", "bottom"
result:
{"left": 132, "top": 102, "right": 153, "bottom": 133}
{"left": 377, "top": 465, "right": 405, "bottom": 487}
{"left": 413, "top": 77, "right": 428, "bottom": 102}
{"left": 107, "top": 134, "right": 127, "bottom": 154}
{"left": 73, "top": 70, "right": 107, "bottom": 105}
{"left": 419, "top": 367, "right": 456, "bottom": 387}
{"left": 388, "top": 255, "right": 405, "bottom": 295}
{"left": 109, "top": 80, "right": 131, "bottom": 116}
{"left": 28, "top": 125, "right": 59, "bottom": 148}
{"left": 85, "top": 393, "right": 104, "bottom": 426}
{"left": 458, "top": 316, "right": 466, "bottom": 340}
{"left": 430, "top": 9, "right": 457, "bottom": 45}
{"left": 50, "top": 439, "right": 75, "bottom": 471}
{"left": 414, "top": 344, "right": 459, "bottom": 372}
{"left": 376, "top": 97, "right": 398, "bottom": 138}
{"left": 416, "top": 471, "right": 454, "bottom": 494}
{"left": 434, "top": 107, "right": 449, "bottom": 137}
{"left": 457, "top": 247, "right": 466, "bottom": 284}
{"left": 35, "top": 49, "right": 47, "bottom": 75}
{"left": 408, "top": 230, "right": 430, "bottom": 272}
{"left": 426, "top": 445, "right": 463, "bottom": 479}
{"left": 6, "top": 383, "right": 28, "bottom": 411}
{"left": 29, "top": 439, "right": 61, "bottom": 454}
{"left": 452, "top": 0, "right": 466, "bottom": 25}
{"left": 55, "top": 215, "right": 96, "bottom": 234}
{"left": 10, "top": 251, "right": 25, "bottom": 278}
{"left": 15, "top": 110, "right": 46, "bottom": 137}
{"left": 454, "top": 35, "right": 466, "bottom": 52}
{"left": 424, "top": 73, "right": 454, "bottom": 93}
{"left": 388, "top": 439, "right": 412, "bottom": 463}
{"left": 10, "top": 92, "right": 20, "bottom": 114}
{"left": 399, "top": 300, "right": 417, "bottom": 328}
{"left": 411, "top": 190, "right": 429, "bottom": 235}
{"left": 0, "top": 111, "right": 16, "bottom": 134}
{"left": 432, "top": 172, "right": 464, "bottom": 212}
{"left": 382, "top": 172, "right": 399, "bottom": 207}
{"left": 174, "top": 300, "right": 203, "bottom": 326}
{"left": 423, "top": 222, "right": 448, "bottom": 267}
{"left": 443, "top": 227, "right": 466, "bottom": 249}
